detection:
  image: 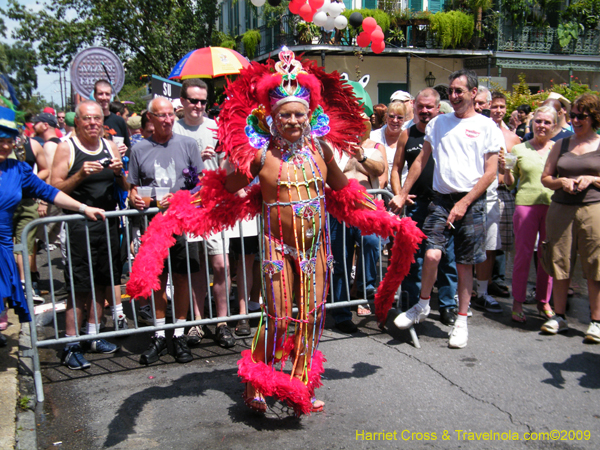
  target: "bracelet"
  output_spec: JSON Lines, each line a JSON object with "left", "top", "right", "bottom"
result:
{"left": 358, "top": 155, "right": 368, "bottom": 163}
{"left": 78, "top": 204, "right": 88, "bottom": 214}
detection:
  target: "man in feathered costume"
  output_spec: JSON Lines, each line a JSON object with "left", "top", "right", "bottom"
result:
{"left": 126, "top": 48, "right": 424, "bottom": 416}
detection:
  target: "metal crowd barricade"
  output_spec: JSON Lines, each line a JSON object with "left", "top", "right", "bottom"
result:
{"left": 20, "top": 189, "right": 412, "bottom": 403}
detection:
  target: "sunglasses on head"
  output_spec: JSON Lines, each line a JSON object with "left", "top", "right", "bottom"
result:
{"left": 185, "top": 97, "right": 207, "bottom": 106}
{"left": 569, "top": 112, "right": 589, "bottom": 121}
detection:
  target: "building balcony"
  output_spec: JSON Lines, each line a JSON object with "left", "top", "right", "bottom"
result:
{"left": 249, "top": 15, "right": 600, "bottom": 59}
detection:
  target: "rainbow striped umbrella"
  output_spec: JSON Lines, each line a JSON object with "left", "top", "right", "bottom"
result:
{"left": 169, "top": 47, "right": 250, "bottom": 80}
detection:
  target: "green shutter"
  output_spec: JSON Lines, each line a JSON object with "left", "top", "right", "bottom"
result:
{"left": 364, "top": 0, "right": 377, "bottom": 9}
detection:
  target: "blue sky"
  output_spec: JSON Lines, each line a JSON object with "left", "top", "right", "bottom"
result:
{"left": 2, "top": 0, "right": 65, "bottom": 106}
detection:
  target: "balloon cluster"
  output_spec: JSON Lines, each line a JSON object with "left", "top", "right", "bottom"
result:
{"left": 355, "top": 16, "right": 385, "bottom": 53}
{"left": 288, "top": 0, "right": 348, "bottom": 31}
{"left": 250, "top": 0, "right": 385, "bottom": 52}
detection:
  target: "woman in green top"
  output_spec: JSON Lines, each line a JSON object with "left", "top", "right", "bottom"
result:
{"left": 500, "top": 106, "right": 556, "bottom": 322}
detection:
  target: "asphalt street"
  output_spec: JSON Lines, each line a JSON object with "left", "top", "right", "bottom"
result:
{"left": 32, "top": 290, "right": 600, "bottom": 450}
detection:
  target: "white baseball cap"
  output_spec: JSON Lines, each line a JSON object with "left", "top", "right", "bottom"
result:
{"left": 390, "top": 90, "right": 413, "bottom": 102}
{"left": 172, "top": 98, "right": 183, "bottom": 110}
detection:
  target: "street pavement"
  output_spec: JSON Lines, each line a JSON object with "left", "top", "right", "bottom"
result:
{"left": 31, "top": 291, "right": 600, "bottom": 450}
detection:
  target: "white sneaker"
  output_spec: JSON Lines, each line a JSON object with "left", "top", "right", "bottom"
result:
{"left": 584, "top": 322, "right": 600, "bottom": 343}
{"left": 541, "top": 316, "right": 568, "bottom": 334}
{"left": 448, "top": 323, "right": 468, "bottom": 348}
{"left": 394, "top": 303, "right": 430, "bottom": 329}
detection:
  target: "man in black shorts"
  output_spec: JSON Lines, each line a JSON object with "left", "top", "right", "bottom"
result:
{"left": 51, "top": 100, "right": 128, "bottom": 369}
{"left": 128, "top": 97, "right": 204, "bottom": 365}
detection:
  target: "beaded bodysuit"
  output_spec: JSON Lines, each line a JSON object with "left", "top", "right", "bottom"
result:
{"left": 253, "top": 134, "right": 334, "bottom": 392}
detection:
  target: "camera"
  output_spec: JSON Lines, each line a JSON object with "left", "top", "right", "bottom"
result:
{"left": 99, "top": 158, "right": 112, "bottom": 168}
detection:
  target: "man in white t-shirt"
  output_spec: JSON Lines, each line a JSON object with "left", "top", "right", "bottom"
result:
{"left": 390, "top": 70, "right": 503, "bottom": 349}
{"left": 172, "top": 78, "right": 235, "bottom": 348}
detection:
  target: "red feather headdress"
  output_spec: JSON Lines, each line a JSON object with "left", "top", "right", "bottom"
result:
{"left": 218, "top": 47, "right": 366, "bottom": 178}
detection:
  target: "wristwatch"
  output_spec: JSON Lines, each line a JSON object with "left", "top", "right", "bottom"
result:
{"left": 358, "top": 154, "right": 368, "bottom": 163}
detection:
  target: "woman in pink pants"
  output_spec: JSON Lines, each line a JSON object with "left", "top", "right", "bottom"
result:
{"left": 501, "top": 106, "right": 556, "bottom": 322}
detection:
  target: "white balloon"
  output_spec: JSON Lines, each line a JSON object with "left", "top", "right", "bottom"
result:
{"left": 313, "top": 11, "right": 328, "bottom": 27}
{"left": 320, "top": 0, "right": 331, "bottom": 13}
{"left": 334, "top": 15, "right": 348, "bottom": 30}
{"left": 324, "top": 16, "right": 335, "bottom": 31}
{"left": 328, "top": 2, "right": 342, "bottom": 17}
{"left": 250, "top": 0, "right": 266, "bottom": 6}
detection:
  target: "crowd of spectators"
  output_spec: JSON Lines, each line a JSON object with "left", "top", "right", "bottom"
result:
{"left": 2, "top": 70, "right": 599, "bottom": 360}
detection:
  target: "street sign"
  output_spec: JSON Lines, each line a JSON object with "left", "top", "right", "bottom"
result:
{"left": 70, "top": 47, "right": 125, "bottom": 99}
{"left": 150, "top": 75, "right": 182, "bottom": 100}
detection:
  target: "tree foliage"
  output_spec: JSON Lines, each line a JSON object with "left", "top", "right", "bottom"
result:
{"left": 1, "top": 42, "right": 38, "bottom": 101}
{"left": 5, "top": 0, "right": 219, "bottom": 80}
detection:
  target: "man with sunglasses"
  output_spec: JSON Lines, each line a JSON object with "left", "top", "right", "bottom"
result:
{"left": 172, "top": 79, "right": 236, "bottom": 348}
{"left": 391, "top": 70, "right": 503, "bottom": 349}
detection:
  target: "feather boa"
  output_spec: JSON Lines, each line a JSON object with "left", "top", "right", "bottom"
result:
{"left": 237, "top": 347, "right": 326, "bottom": 416}
{"left": 126, "top": 170, "right": 262, "bottom": 300}
{"left": 325, "top": 180, "right": 426, "bottom": 325}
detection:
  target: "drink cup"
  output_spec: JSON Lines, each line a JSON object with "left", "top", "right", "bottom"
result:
{"left": 155, "top": 187, "right": 170, "bottom": 208}
{"left": 504, "top": 153, "right": 517, "bottom": 170}
{"left": 113, "top": 136, "right": 124, "bottom": 145}
{"left": 137, "top": 186, "right": 153, "bottom": 208}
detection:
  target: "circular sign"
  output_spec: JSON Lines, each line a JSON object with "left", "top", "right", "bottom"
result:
{"left": 70, "top": 47, "right": 125, "bottom": 99}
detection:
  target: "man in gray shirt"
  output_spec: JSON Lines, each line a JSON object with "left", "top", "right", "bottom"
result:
{"left": 172, "top": 78, "right": 235, "bottom": 348}
{"left": 128, "top": 96, "right": 204, "bottom": 365}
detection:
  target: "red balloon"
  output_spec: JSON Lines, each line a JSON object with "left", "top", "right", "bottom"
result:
{"left": 371, "top": 29, "right": 384, "bottom": 43}
{"left": 372, "top": 40, "right": 385, "bottom": 54}
{"left": 356, "top": 31, "right": 371, "bottom": 48}
{"left": 375, "top": 25, "right": 382, "bottom": 32}
{"left": 289, "top": 0, "right": 302, "bottom": 14}
{"left": 299, "top": 4, "right": 313, "bottom": 21}
{"left": 309, "top": 0, "right": 324, "bottom": 9}
{"left": 362, "top": 17, "right": 377, "bottom": 34}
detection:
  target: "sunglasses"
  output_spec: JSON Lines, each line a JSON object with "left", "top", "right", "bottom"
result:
{"left": 185, "top": 97, "right": 208, "bottom": 106}
{"left": 569, "top": 112, "right": 589, "bottom": 121}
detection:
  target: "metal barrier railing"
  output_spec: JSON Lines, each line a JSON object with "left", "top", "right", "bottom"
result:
{"left": 20, "top": 189, "right": 399, "bottom": 402}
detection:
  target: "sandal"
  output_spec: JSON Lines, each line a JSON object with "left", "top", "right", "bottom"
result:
{"left": 311, "top": 397, "right": 324, "bottom": 413}
{"left": 235, "top": 319, "right": 251, "bottom": 336}
{"left": 537, "top": 304, "right": 555, "bottom": 320}
{"left": 243, "top": 383, "right": 266, "bottom": 413}
{"left": 511, "top": 311, "right": 527, "bottom": 323}
{"left": 357, "top": 304, "right": 371, "bottom": 317}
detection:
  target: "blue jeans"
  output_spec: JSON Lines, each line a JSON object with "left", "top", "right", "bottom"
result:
{"left": 330, "top": 217, "right": 380, "bottom": 323}
{"left": 403, "top": 198, "right": 458, "bottom": 310}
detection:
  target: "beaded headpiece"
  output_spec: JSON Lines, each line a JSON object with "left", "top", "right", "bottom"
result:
{"left": 269, "top": 47, "right": 311, "bottom": 110}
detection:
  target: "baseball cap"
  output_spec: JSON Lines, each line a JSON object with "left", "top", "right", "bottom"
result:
{"left": 390, "top": 90, "right": 413, "bottom": 103}
{"left": 547, "top": 92, "right": 571, "bottom": 109}
{"left": 43, "top": 106, "right": 56, "bottom": 115}
{"left": 65, "top": 112, "right": 76, "bottom": 127}
{"left": 172, "top": 99, "right": 183, "bottom": 110}
{"left": 33, "top": 112, "right": 58, "bottom": 128}
{"left": 127, "top": 115, "right": 142, "bottom": 130}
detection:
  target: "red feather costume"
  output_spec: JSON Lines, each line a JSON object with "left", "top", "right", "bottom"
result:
{"left": 126, "top": 48, "right": 423, "bottom": 416}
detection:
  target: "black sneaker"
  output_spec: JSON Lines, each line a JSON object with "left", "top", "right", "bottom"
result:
{"left": 62, "top": 345, "right": 91, "bottom": 370}
{"left": 0, "top": 333, "right": 8, "bottom": 348}
{"left": 488, "top": 282, "right": 510, "bottom": 298}
{"left": 137, "top": 304, "right": 154, "bottom": 326}
{"left": 215, "top": 325, "right": 236, "bottom": 348}
{"left": 173, "top": 335, "right": 193, "bottom": 363}
{"left": 140, "top": 336, "right": 168, "bottom": 365}
{"left": 335, "top": 320, "right": 358, "bottom": 334}
{"left": 472, "top": 294, "right": 503, "bottom": 314}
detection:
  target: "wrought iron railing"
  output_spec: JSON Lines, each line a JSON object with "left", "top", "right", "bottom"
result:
{"left": 246, "top": 15, "right": 600, "bottom": 58}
